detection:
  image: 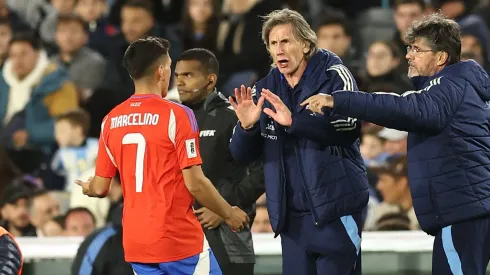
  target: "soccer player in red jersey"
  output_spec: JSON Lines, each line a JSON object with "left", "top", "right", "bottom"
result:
{"left": 75, "top": 37, "right": 249, "bottom": 275}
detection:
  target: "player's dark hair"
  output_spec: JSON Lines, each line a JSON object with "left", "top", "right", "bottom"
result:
{"left": 10, "top": 32, "right": 42, "bottom": 50}
{"left": 56, "top": 13, "right": 89, "bottom": 33}
{"left": 123, "top": 36, "right": 171, "bottom": 80}
{"left": 122, "top": 0, "right": 154, "bottom": 16}
{"left": 65, "top": 207, "right": 96, "bottom": 225}
{"left": 314, "top": 10, "right": 351, "bottom": 37}
{"left": 393, "top": 0, "right": 426, "bottom": 10}
{"left": 176, "top": 48, "right": 219, "bottom": 75}
{"left": 55, "top": 109, "right": 91, "bottom": 137}
{"left": 405, "top": 13, "right": 461, "bottom": 65}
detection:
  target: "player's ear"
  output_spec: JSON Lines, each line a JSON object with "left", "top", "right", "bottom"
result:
{"left": 208, "top": 74, "right": 217, "bottom": 88}
{"left": 157, "top": 65, "right": 165, "bottom": 81}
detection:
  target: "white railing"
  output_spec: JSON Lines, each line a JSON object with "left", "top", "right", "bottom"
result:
{"left": 16, "top": 231, "right": 435, "bottom": 260}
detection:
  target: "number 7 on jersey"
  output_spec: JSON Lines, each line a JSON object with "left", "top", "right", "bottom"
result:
{"left": 122, "top": 133, "right": 146, "bottom": 192}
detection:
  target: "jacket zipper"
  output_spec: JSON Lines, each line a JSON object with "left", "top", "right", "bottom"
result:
{"left": 274, "top": 122, "right": 287, "bottom": 237}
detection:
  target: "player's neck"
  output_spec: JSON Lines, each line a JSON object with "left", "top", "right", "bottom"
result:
{"left": 133, "top": 81, "right": 162, "bottom": 97}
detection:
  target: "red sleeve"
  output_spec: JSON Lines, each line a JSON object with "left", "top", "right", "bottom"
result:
{"left": 174, "top": 107, "right": 202, "bottom": 170}
{"left": 95, "top": 117, "right": 117, "bottom": 178}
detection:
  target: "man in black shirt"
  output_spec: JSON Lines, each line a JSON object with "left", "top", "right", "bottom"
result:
{"left": 176, "top": 48, "right": 265, "bottom": 275}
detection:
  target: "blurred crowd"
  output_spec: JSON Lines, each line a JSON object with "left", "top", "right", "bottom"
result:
{"left": 0, "top": 0, "right": 489, "bottom": 240}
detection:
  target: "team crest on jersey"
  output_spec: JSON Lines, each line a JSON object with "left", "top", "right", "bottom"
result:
{"left": 186, "top": 139, "right": 197, "bottom": 158}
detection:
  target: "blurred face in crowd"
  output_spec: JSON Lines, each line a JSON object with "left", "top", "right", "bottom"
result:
{"left": 1, "top": 199, "right": 30, "bottom": 229}
{"left": 252, "top": 206, "right": 272, "bottom": 233}
{"left": 9, "top": 41, "right": 39, "bottom": 79}
{"left": 51, "top": 0, "right": 76, "bottom": 14}
{"left": 376, "top": 174, "right": 409, "bottom": 205}
{"left": 175, "top": 60, "right": 214, "bottom": 104}
{"left": 360, "top": 134, "right": 384, "bottom": 160}
{"left": 316, "top": 24, "right": 351, "bottom": 58}
{"left": 383, "top": 138, "right": 407, "bottom": 155}
{"left": 440, "top": 1, "right": 465, "bottom": 19}
{"left": 268, "top": 23, "right": 309, "bottom": 77}
{"left": 121, "top": 6, "right": 154, "bottom": 43}
{"left": 30, "top": 193, "right": 60, "bottom": 228}
{"left": 188, "top": 0, "right": 214, "bottom": 25}
{"left": 366, "top": 42, "right": 399, "bottom": 77}
{"left": 394, "top": 3, "right": 424, "bottom": 37}
{"left": 75, "top": 0, "right": 106, "bottom": 23}
{"left": 461, "top": 35, "right": 485, "bottom": 66}
{"left": 64, "top": 211, "right": 95, "bottom": 237}
{"left": 55, "top": 120, "right": 84, "bottom": 148}
{"left": 406, "top": 38, "right": 446, "bottom": 78}
{"left": 56, "top": 21, "right": 88, "bottom": 54}
{"left": 42, "top": 219, "right": 64, "bottom": 236}
{"left": 0, "top": 24, "right": 11, "bottom": 58}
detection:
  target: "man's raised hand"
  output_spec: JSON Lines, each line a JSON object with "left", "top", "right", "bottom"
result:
{"left": 229, "top": 85, "right": 265, "bottom": 129}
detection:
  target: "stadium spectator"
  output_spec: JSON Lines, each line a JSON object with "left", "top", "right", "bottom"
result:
{"left": 365, "top": 155, "right": 419, "bottom": 231}
{"left": 360, "top": 129, "right": 389, "bottom": 167}
{"left": 52, "top": 14, "right": 107, "bottom": 102}
{"left": 41, "top": 214, "right": 65, "bottom": 236}
{"left": 64, "top": 207, "right": 96, "bottom": 237}
{"left": 180, "top": 0, "right": 219, "bottom": 52}
{"left": 460, "top": 21, "right": 490, "bottom": 73}
{"left": 37, "top": 0, "right": 77, "bottom": 53}
{"left": 0, "top": 183, "right": 36, "bottom": 236}
{"left": 377, "top": 128, "right": 407, "bottom": 156}
{"left": 392, "top": 0, "right": 427, "bottom": 70}
{"left": 362, "top": 40, "right": 413, "bottom": 95}
{"left": 0, "top": 32, "right": 78, "bottom": 155}
{"left": 0, "top": 18, "right": 12, "bottom": 68}
{"left": 315, "top": 10, "right": 358, "bottom": 71}
{"left": 216, "top": 0, "right": 281, "bottom": 96}
{"left": 251, "top": 204, "right": 272, "bottom": 233}
{"left": 51, "top": 109, "right": 98, "bottom": 192}
{"left": 74, "top": 0, "right": 117, "bottom": 56}
{"left": 29, "top": 189, "right": 61, "bottom": 236}
{"left": 101, "top": 0, "right": 181, "bottom": 100}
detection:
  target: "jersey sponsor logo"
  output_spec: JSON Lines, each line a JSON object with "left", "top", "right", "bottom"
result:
{"left": 186, "top": 138, "right": 197, "bottom": 158}
{"left": 199, "top": 130, "right": 216, "bottom": 137}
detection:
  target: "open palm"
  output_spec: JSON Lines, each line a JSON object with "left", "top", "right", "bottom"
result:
{"left": 229, "top": 85, "right": 265, "bottom": 129}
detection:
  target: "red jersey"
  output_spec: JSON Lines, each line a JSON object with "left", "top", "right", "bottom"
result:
{"left": 95, "top": 94, "right": 206, "bottom": 263}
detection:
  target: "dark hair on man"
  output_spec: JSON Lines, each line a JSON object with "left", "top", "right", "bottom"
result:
{"left": 123, "top": 36, "right": 171, "bottom": 80}
{"left": 122, "top": 0, "right": 154, "bottom": 16}
{"left": 56, "top": 109, "right": 91, "bottom": 137}
{"left": 314, "top": 10, "right": 352, "bottom": 37}
{"left": 56, "top": 13, "right": 89, "bottom": 32}
{"left": 405, "top": 13, "right": 461, "bottom": 65}
{"left": 393, "top": 0, "right": 426, "bottom": 10}
{"left": 176, "top": 48, "right": 219, "bottom": 75}
{"left": 65, "top": 207, "right": 96, "bottom": 225}
{"left": 10, "top": 32, "right": 42, "bottom": 50}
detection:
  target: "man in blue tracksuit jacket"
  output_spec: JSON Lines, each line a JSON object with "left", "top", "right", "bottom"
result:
{"left": 304, "top": 13, "right": 490, "bottom": 275}
{"left": 228, "top": 9, "right": 369, "bottom": 275}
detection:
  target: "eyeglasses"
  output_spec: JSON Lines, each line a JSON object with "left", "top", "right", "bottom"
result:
{"left": 406, "top": 46, "right": 432, "bottom": 55}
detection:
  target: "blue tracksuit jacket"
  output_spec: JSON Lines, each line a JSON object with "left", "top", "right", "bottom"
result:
{"left": 331, "top": 60, "right": 490, "bottom": 235}
{"left": 229, "top": 49, "right": 369, "bottom": 234}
